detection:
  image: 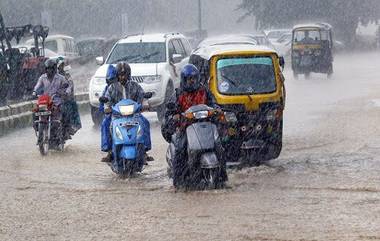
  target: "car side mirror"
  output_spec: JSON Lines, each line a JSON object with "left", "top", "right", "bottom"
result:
{"left": 279, "top": 56, "right": 285, "bottom": 70}
{"left": 96, "top": 56, "right": 104, "bottom": 65}
{"left": 144, "top": 92, "right": 153, "bottom": 99}
{"left": 171, "top": 53, "right": 183, "bottom": 64}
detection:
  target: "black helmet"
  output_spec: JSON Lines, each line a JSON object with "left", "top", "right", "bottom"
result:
{"left": 180, "top": 64, "right": 200, "bottom": 92}
{"left": 116, "top": 61, "right": 131, "bottom": 81}
{"left": 44, "top": 58, "right": 57, "bottom": 69}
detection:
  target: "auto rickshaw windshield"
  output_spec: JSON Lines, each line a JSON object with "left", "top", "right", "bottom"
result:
{"left": 216, "top": 56, "right": 276, "bottom": 95}
{"left": 294, "top": 29, "right": 321, "bottom": 43}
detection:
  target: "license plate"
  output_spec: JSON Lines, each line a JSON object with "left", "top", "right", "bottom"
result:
{"left": 35, "top": 111, "right": 51, "bottom": 116}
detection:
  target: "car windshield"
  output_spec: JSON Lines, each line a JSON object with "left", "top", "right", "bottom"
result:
{"left": 106, "top": 42, "right": 166, "bottom": 64}
{"left": 294, "top": 29, "right": 321, "bottom": 43}
{"left": 216, "top": 56, "right": 276, "bottom": 95}
{"left": 45, "top": 40, "right": 58, "bottom": 52}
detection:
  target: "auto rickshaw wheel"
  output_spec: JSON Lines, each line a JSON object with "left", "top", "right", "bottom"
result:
{"left": 262, "top": 120, "right": 283, "bottom": 161}
{"left": 327, "top": 64, "right": 333, "bottom": 79}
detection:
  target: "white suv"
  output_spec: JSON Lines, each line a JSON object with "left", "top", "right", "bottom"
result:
{"left": 89, "top": 33, "right": 192, "bottom": 124}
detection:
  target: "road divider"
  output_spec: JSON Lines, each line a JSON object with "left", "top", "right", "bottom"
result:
{"left": 0, "top": 93, "right": 89, "bottom": 137}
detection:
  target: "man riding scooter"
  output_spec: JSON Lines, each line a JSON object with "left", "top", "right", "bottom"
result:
{"left": 161, "top": 64, "right": 227, "bottom": 187}
{"left": 100, "top": 62, "right": 153, "bottom": 163}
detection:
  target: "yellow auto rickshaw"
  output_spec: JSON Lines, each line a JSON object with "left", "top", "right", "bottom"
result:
{"left": 189, "top": 40, "right": 286, "bottom": 165}
{"left": 291, "top": 23, "right": 334, "bottom": 78}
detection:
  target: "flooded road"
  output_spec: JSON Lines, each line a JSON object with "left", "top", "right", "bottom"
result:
{"left": 1, "top": 52, "right": 380, "bottom": 240}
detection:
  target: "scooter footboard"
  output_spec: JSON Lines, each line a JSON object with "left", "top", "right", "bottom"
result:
{"left": 200, "top": 152, "right": 219, "bottom": 169}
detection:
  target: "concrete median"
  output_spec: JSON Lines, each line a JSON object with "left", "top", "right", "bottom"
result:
{"left": 0, "top": 93, "right": 89, "bottom": 137}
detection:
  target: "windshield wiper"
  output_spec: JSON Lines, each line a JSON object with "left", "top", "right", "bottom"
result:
{"left": 141, "top": 51, "right": 160, "bottom": 60}
{"left": 111, "top": 54, "right": 140, "bottom": 64}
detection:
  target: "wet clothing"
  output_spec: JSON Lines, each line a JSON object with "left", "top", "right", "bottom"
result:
{"left": 101, "top": 113, "right": 112, "bottom": 152}
{"left": 101, "top": 81, "right": 151, "bottom": 152}
{"left": 100, "top": 85, "right": 112, "bottom": 152}
{"left": 33, "top": 73, "right": 68, "bottom": 106}
{"left": 161, "top": 87, "right": 226, "bottom": 187}
{"left": 59, "top": 71, "right": 82, "bottom": 139}
{"left": 104, "top": 81, "right": 144, "bottom": 108}
{"left": 161, "top": 87, "right": 218, "bottom": 143}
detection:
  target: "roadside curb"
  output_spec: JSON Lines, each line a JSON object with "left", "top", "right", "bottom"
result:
{"left": 0, "top": 93, "right": 89, "bottom": 137}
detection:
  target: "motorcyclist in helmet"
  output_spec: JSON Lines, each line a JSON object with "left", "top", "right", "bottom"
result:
{"left": 100, "top": 64, "right": 118, "bottom": 162}
{"left": 33, "top": 58, "right": 68, "bottom": 105}
{"left": 32, "top": 58, "right": 69, "bottom": 144}
{"left": 161, "top": 64, "right": 226, "bottom": 187}
{"left": 101, "top": 62, "right": 153, "bottom": 163}
{"left": 56, "top": 56, "right": 81, "bottom": 140}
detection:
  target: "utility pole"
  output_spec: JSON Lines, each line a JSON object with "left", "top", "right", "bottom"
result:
{"left": 0, "top": 10, "right": 11, "bottom": 50}
{"left": 198, "top": 0, "right": 202, "bottom": 32}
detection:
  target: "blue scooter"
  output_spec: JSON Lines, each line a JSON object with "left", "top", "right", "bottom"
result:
{"left": 109, "top": 93, "right": 152, "bottom": 177}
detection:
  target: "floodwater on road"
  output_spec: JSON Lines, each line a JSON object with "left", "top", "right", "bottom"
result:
{"left": 1, "top": 52, "right": 380, "bottom": 240}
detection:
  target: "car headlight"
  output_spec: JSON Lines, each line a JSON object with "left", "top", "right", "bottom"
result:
{"left": 119, "top": 105, "right": 135, "bottom": 116}
{"left": 91, "top": 77, "right": 105, "bottom": 85}
{"left": 115, "top": 126, "right": 123, "bottom": 141}
{"left": 143, "top": 75, "right": 161, "bottom": 84}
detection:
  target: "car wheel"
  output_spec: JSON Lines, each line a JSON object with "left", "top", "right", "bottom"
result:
{"left": 91, "top": 106, "right": 103, "bottom": 126}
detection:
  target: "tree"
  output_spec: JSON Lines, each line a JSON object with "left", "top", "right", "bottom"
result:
{"left": 238, "top": 0, "right": 380, "bottom": 43}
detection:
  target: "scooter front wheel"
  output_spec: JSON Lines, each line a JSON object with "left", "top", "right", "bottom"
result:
{"left": 202, "top": 168, "right": 224, "bottom": 189}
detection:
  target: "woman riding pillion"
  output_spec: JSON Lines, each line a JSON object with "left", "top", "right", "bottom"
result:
{"left": 56, "top": 57, "right": 82, "bottom": 140}
{"left": 100, "top": 65, "right": 117, "bottom": 162}
{"left": 161, "top": 64, "right": 227, "bottom": 187}
{"left": 100, "top": 62, "right": 153, "bottom": 163}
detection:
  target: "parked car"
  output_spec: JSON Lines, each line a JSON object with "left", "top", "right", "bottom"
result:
{"left": 249, "top": 32, "right": 276, "bottom": 49}
{"left": 14, "top": 44, "right": 59, "bottom": 58}
{"left": 263, "top": 29, "right": 292, "bottom": 43}
{"left": 26, "top": 34, "right": 79, "bottom": 59}
{"left": 89, "top": 33, "right": 192, "bottom": 124}
{"left": 197, "top": 34, "right": 258, "bottom": 48}
{"left": 271, "top": 32, "right": 292, "bottom": 56}
{"left": 76, "top": 37, "right": 106, "bottom": 57}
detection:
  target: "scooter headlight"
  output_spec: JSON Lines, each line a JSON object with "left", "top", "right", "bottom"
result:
{"left": 194, "top": 110, "right": 209, "bottom": 119}
{"left": 119, "top": 105, "right": 135, "bottom": 116}
{"left": 115, "top": 126, "right": 124, "bottom": 141}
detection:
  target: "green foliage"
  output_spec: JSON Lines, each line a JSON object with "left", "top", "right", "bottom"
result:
{"left": 238, "top": 0, "right": 380, "bottom": 41}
